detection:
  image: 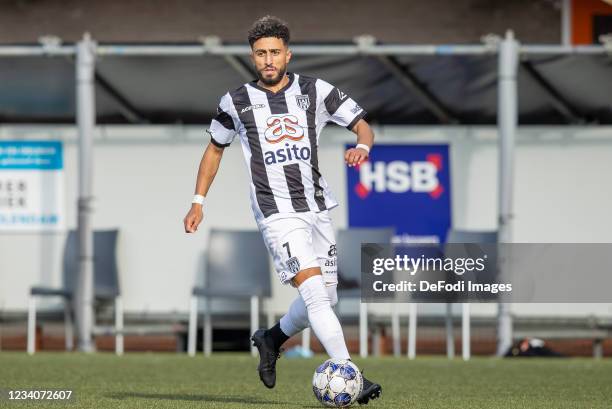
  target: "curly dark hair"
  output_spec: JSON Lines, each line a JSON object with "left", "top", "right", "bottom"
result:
{"left": 248, "top": 16, "right": 290, "bottom": 47}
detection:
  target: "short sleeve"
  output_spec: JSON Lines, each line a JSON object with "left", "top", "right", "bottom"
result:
{"left": 315, "top": 79, "right": 367, "bottom": 130}
{"left": 207, "top": 93, "right": 238, "bottom": 147}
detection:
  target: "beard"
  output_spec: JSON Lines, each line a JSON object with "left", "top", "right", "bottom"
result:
{"left": 257, "top": 65, "right": 287, "bottom": 86}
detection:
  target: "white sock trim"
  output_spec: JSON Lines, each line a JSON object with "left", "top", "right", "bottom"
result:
{"left": 298, "top": 275, "right": 350, "bottom": 360}
{"left": 279, "top": 283, "right": 339, "bottom": 337}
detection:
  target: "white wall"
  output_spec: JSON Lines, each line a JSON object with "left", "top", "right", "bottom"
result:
{"left": 1, "top": 125, "right": 611, "bottom": 319}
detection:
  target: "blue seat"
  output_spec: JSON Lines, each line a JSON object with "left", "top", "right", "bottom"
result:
{"left": 336, "top": 227, "right": 395, "bottom": 357}
{"left": 442, "top": 229, "right": 498, "bottom": 360}
{"left": 187, "top": 229, "right": 271, "bottom": 356}
{"left": 446, "top": 230, "right": 498, "bottom": 244}
{"left": 27, "top": 229, "right": 123, "bottom": 354}
{"left": 446, "top": 229, "right": 499, "bottom": 300}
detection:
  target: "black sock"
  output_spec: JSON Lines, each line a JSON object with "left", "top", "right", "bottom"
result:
{"left": 267, "top": 322, "right": 290, "bottom": 351}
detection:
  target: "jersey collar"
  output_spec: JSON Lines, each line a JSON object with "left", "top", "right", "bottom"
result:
{"left": 250, "top": 72, "right": 295, "bottom": 95}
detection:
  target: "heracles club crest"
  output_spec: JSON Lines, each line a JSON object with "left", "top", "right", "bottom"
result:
{"left": 286, "top": 256, "right": 301, "bottom": 274}
{"left": 295, "top": 94, "right": 310, "bottom": 110}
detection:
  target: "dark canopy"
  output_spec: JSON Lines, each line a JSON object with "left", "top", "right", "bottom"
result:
{"left": 1, "top": 46, "right": 611, "bottom": 125}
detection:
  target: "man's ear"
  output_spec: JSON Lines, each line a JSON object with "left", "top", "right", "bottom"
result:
{"left": 286, "top": 48, "right": 292, "bottom": 64}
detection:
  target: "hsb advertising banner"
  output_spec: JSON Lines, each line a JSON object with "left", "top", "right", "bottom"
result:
{"left": 347, "top": 144, "right": 451, "bottom": 243}
{"left": 0, "top": 141, "right": 65, "bottom": 232}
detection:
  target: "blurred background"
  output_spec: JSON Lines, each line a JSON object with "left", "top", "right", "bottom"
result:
{"left": 1, "top": 0, "right": 611, "bottom": 359}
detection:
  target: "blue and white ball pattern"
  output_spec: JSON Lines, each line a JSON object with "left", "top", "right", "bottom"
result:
{"left": 312, "top": 359, "right": 363, "bottom": 407}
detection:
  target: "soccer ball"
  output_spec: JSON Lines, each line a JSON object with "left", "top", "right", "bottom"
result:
{"left": 312, "top": 359, "right": 363, "bottom": 407}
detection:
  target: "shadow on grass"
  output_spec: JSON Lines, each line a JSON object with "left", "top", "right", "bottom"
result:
{"left": 108, "top": 392, "right": 287, "bottom": 405}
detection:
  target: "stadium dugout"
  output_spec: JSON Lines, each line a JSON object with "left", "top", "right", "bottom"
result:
{"left": 1, "top": 33, "right": 611, "bottom": 355}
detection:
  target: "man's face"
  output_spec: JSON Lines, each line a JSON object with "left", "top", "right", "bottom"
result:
{"left": 251, "top": 37, "right": 292, "bottom": 86}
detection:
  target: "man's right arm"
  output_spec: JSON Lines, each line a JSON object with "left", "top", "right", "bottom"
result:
{"left": 183, "top": 142, "right": 225, "bottom": 233}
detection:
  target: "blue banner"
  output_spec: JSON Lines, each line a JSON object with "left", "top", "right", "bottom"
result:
{"left": 347, "top": 144, "right": 452, "bottom": 243}
{"left": 0, "top": 141, "right": 63, "bottom": 170}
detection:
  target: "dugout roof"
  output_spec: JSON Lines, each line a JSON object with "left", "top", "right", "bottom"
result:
{"left": 1, "top": 44, "right": 611, "bottom": 125}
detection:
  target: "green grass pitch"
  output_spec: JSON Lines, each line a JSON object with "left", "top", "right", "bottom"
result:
{"left": 1, "top": 352, "right": 611, "bottom": 408}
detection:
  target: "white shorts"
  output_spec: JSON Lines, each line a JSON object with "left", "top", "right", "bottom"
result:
{"left": 257, "top": 210, "right": 338, "bottom": 285}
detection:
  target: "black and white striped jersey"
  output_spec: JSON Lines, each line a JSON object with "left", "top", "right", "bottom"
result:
{"left": 207, "top": 72, "right": 366, "bottom": 221}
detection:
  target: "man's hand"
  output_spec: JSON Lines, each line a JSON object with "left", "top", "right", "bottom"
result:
{"left": 344, "top": 147, "right": 369, "bottom": 167}
{"left": 184, "top": 204, "right": 203, "bottom": 233}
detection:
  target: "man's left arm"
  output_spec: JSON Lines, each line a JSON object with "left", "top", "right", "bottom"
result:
{"left": 345, "top": 119, "right": 374, "bottom": 167}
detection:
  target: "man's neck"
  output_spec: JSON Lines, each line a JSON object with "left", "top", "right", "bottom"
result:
{"left": 257, "top": 73, "right": 289, "bottom": 94}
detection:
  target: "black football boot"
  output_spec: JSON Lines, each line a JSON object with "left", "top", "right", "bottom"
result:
{"left": 357, "top": 375, "right": 382, "bottom": 404}
{"left": 251, "top": 329, "right": 281, "bottom": 389}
